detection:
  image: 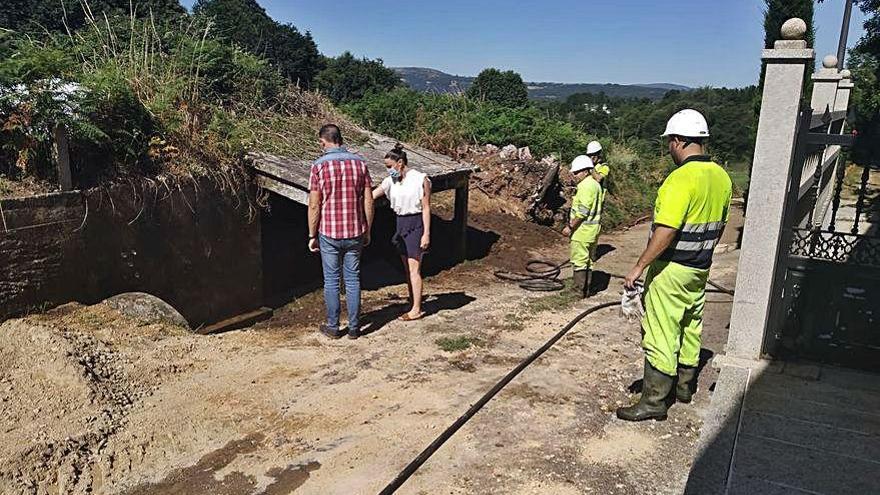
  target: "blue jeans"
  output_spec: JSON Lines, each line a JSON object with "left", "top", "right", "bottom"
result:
{"left": 319, "top": 234, "right": 363, "bottom": 333}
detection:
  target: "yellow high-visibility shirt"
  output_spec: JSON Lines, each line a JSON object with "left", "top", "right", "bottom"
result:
{"left": 571, "top": 175, "right": 604, "bottom": 243}
{"left": 652, "top": 155, "right": 732, "bottom": 270}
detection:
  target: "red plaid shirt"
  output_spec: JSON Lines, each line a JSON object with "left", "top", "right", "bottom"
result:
{"left": 309, "top": 147, "right": 372, "bottom": 239}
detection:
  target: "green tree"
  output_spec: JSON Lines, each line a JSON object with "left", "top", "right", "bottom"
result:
{"left": 315, "top": 52, "right": 400, "bottom": 104}
{"left": 760, "top": 0, "right": 815, "bottom": 90}
{"left": 849, "top": 0, "right": 880, "bottom": 164}
{"left": 1, "top": 0, "right": 185, "bottom": 33}
{"left": 466, "top": 68, "right": 528, "bottom": 108}
{"left": 763, "top": 0, "right": 815, "bottom": 48}
{"left": 193, "top": 0, "right": 322, "bottom": 87}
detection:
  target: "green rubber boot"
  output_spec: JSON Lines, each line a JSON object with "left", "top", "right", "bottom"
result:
{"left": 616, "top": 359, "right": 673, "bottom": 422}
{"left": 676, "top": 366, "right": 698, "bottom": 404}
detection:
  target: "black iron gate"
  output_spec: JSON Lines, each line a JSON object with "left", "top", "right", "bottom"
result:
{"left": 766, "top": 107, "right": 880, "bottom": 370}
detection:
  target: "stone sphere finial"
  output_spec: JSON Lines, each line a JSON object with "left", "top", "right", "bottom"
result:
{"left": 840, "top": 69, "right": 852, "bottom": 79}
{"left": 781, "top": 18, "right": 807, "bottom": 40}
{"left": 823, "top": 54, "right": 839, "bottom": 69}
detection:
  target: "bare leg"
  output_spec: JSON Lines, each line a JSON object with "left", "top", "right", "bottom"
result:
{"left": 407, "top": 257, "right": 423, "bottom": 316}
{"left": 401, "top": 255, "right": 413, "bottom": 305}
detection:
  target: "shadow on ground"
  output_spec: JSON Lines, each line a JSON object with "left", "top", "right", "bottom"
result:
{"left": 627, "top": 348, "right": 716, "bottom": 395}
{"left": 360, "top": 291, "right": 476, "bottom": 336}
{"left": 261, "top": 199, "right": 499, "bottom": 307}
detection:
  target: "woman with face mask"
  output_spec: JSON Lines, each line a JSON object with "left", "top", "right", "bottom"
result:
{"left": 372, "top": 143, "right": 432, "bottom": 321}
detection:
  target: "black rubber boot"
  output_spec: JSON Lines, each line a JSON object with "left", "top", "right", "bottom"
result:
{"left": 584, "top": 269, "right": 593, "bottom": 297}
{"left": 676, "top": 365, "right": 698, "bottom": 404}
{"left": 572, "top": 270, "right": 588, "bottom": 298}
{"left": 616, "top": 359, "right": 673, "bottom": 421}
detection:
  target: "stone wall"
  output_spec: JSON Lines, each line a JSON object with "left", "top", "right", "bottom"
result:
{"left": 0, "top": 180, "right": 263, "bottom": 328}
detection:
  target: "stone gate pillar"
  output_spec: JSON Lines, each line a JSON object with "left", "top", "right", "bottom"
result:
{"left": 810, "top": 56, "right": 843, "bottom": 227}
{"left": 811, "top": 55, "right": 843, "bottom": 117}
{"left": 835, "top": 69, "right": 854, "bottom": 117}
{"left": 726, "top": 19, "right": 815, "bottom": 360}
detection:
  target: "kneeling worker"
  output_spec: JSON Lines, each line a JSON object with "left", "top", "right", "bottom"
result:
{"left": 563, "top": 155, "right": 605, "bottom": 298}
{"left": 619, "top": 109, "right": 731, "bottom": 421}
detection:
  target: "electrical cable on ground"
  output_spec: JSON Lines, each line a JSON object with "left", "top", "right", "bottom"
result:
{"left": 380, "top": 259, "right": 735, "bottom": 494}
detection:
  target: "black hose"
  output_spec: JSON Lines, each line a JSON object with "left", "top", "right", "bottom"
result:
{"left": 380, "top": 262, "right": 735, "bottom": 493}
{"left": 496, "top": 259, "right": 736, "bottom": 296}
{"left": 378, "top": 300, "right": 621, "bottom": 495}
{"left": 494, "top": 259, "right": 570, "bottom": 291}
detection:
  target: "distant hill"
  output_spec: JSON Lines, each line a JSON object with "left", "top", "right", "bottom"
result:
{"left": 393, "top": 67, "right": 691, "bottom": 101}
{"left": 393, "top": 67, "right": 473, "bottom": 94}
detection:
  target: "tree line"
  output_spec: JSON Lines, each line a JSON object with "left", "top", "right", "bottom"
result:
{"left": 3, "top": 0, "right": 877, "bottom": 181}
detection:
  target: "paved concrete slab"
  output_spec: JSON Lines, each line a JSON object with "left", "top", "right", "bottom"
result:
{"left": 740, "top": 410, "right": 880, "bottom": 460}
{"left": 821, "top": 366, "right": 880, "bottom": 394}
{"left": 750, "top": 372, "right": 880, "bottom": 411}
{"left": 684, "top": 365, "right": 750, "bottom": 495}
{"left": 733, "top": 433, "right": 880, "bottom": 494}
{"left": 688, "top": 362, "right": 880, "bottom": 494}
{"left": 727, "top": 476, "right": 817, "bottom": 495}
{"left": 747, "top": 390, "right": 880, "bottom": 436}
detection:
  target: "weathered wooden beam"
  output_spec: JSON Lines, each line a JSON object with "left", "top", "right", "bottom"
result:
{"left": 256, "top": 175, "right": 309, "bottom": 205}
{"left": 197, "top": 307, "right": 273, "bottom": 335}
{"left": 453, "top": 183, "right": 469, "bottom": 262}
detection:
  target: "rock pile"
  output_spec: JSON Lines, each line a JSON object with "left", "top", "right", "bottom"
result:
{"left": 465, "top": 144, "right": 575, "bottom": 228}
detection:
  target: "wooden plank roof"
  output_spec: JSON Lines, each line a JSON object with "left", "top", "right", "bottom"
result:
{"left": 248, "top": 131, "right": 476, "bottom": 205}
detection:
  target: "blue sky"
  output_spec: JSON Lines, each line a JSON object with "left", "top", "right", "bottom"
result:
{"left": 181, "top": 0, "right": 868, "bottom": 88}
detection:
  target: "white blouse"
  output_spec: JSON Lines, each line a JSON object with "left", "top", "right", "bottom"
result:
{"left": 381, "top": 169, "right": 430, "bottom": 216}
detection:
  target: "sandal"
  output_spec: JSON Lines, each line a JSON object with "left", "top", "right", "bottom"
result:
{"left": 399, "top": 312, "right": 425, "bottom": 322}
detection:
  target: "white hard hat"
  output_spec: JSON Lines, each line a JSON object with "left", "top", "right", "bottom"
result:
{"left": 586, "top": 141, "right": 603, "bottom": 155}
{"left": 570, "top": 155, "right": 594, "bottom": 173}
{"left": 662, "top": 109, "right": 710, "bottom": 138}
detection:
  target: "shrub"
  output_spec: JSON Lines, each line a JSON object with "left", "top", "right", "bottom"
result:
{"left": 345, "top": 89, "right": 678, "bottom": 229}
{"left": 0, "top": 14, "right": 361, "bottom": 192}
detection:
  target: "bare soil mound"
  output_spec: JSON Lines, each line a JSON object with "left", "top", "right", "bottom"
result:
{"left": 0, "top": 304, "right": 190, "bottom": 494}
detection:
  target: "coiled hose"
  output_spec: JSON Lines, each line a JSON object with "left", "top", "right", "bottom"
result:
{"left": 379, "top": 260, "right": 734, "bottom": 494}
{"left": 495, "top": 259, "right": 735, "bottom": 296}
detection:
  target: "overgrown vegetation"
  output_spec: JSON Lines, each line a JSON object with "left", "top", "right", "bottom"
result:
{"left": 2, "top": 0, "right": 775, "bottom": 233}
{"left": 0, "top": 7, "right": 360, "bottom": 192}
{"left": 344, "top": 84, "right": 740, "bottom": 228}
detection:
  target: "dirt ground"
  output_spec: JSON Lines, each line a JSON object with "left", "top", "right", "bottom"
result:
{"left": 0, "top": 188, "right": 744, "bottom": 495}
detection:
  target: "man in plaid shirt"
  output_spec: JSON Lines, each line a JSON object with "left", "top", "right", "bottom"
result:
{"left": 308, "top": 124, "right": 374, "bottom": 339}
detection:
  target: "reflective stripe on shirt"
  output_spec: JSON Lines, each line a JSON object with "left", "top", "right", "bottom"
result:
{"left": 652, "top": 156, "right": 732, "bottom": 270}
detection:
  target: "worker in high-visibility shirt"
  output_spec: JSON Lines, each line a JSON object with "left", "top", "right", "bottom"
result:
{"left": 618, "top": 109, "right": 732, "bottom": 422}
{"left": 563, "top": 155, "right": 604, "bottom": 298}
{"left": 586, "top": 141, "right": 610, "bottom": 185}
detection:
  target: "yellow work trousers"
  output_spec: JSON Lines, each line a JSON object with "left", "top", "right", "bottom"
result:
{"left": 570, "top": 224, "right": 600, "bottom": 271}
{"left": 641, "top": 260, "right": 708, "bottom": 376}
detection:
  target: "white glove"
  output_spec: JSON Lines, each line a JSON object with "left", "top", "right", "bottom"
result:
{"left": 620, "top": 284, "right": 645, "bottom": 322}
